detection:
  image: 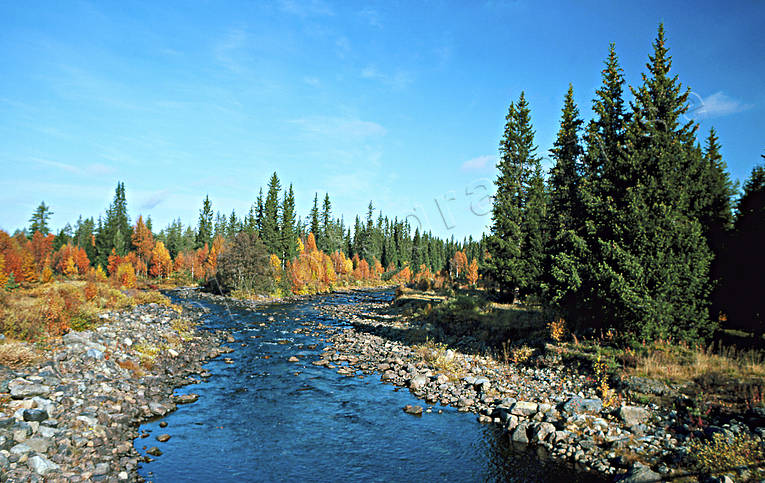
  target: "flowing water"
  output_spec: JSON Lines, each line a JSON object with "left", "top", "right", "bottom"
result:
{"left": 136, "top": 289, "right": 603, "bottom": 482}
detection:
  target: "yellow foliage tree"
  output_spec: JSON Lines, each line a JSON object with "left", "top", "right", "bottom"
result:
{"left": 114, "top": 262, "right": 136, "bottom": 288}
{"left": 63, "top": 257, "right": 78, "bottom": 277}
{"left": 269, "top": 254, "right": 282, "bottom": 281}
{"left": 150, "top": 241, "right": 173, "bottom": 278}
{"left": 0, "top": 253, "right": 7, "bottom": 287}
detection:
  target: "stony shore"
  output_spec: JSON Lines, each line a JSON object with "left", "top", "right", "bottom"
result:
{"left": 0, "top": 300, "right": 228, "bottom": 482}
{"left": 313, "top": 293, "right": 765, "bottom": 482}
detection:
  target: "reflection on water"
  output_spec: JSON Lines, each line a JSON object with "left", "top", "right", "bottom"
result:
{"left": 136, "top": 290, "right": 605, "bottom": 482}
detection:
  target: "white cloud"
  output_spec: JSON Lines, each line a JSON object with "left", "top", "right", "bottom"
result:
{"left": 303, "top": 76, "right": 320, "bottom": 86}
{"left": 288, "top": 116, "right": 386, "bottom": 140}
{"left": 279, "top": 0, "right": 334, "bottom": 17}
{"left": 694, "top": 91, "right": 752, "bottom": 118}
{"left": 461, "top": 155, "right": 495, "bottom": 171}
{"left": 29, "top": 158, "right": 115, "bottom": 176}
{"left": 360, "top": 65, "right": 413, "bottom": 89}
{"left": 358, "top": 7, "right": 382, "bottom": 29}
{"left": 213, "top": 28, "right": 248, "bottom": 73}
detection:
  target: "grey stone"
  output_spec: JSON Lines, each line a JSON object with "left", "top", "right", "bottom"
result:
{"left": 531, "top": 422, "right": 556, "bottom": 443}
{"left": 10, "top": 443, "right": 32, "bottom": 455}
{"left": 409, "top": 374, "right": 429, "bottom": 390}
{"left": 619, "top": 406, "right": 650, "bottom": 427}
{"left": 27, "top": 454, "right": 60, "bottom": 475}
{"left": 511, "top": 422, "right": 530, "bottom": 444}
{"left": 8, "top": 379, "right": 51, "bottom": 399}
{"left": 22, "top": 409, "right": 48, "bottom": 422}
{"left": 510, "top": 401, "right": 538, "bottom": 417}
{"left": 621, "top": 462, "right": 662, "bottom": 483}
{"left": 562, "top": 397, "right": 602, "bottom": 415}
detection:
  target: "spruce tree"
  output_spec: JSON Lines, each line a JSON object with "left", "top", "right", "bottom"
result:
{"left": 255, "top": 188, "right": 264, "bottom": 234}
{"left": 280, "top": 184, "right": 298, "bottom": 261}
{"left": 700, "top": 128, "right": 737, "bottom": 317}
{"left": 723, "top": 160, "right": 765, "bottom": 336}
{"left": 599, "top": 25, "right": 713, "bottom": 340}
{"left": 544, "top": 85, "right": 586, "bottom": 313}
{"left": 486, "top": 92, "right": 541, "bottom": 302}
{"left": 196, "top": 195, "right": 213, "bottom": 248}
{"left": 309, "top": 193, "right": 320, "bottom": 237}
{"left": 28, "top": 201, "right": 53, "bottom": 236}
{"left": 262, "top": 173, "right": 281, "bottom": 256}
{"left": 320, "top": 193, "right": 333, "bottom": 252}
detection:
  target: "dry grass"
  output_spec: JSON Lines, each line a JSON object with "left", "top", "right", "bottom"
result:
{"left": 0, "top": 339, "right": 41, "bottom": 367}
{"left": 0, "top": 279, "right": 175, "bottom": 341}
{"left": 628, "top": 340, "right": 765, "bottom": 383}
{"left": 414, "top": 339, "right": 463, "bottom": 377}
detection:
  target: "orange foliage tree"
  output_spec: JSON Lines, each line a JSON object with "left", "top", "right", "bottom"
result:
{"left": 452, "top": 250, "right": 468, "bottom": 280}
{"left": 467, "top": 258, "right": 479, "bottom": 286}
{"left": 53, "top": 243, "right": 90, "bottom": 276}
{"left": 30, "top": 231, "right": 55, "bottom": 274}
{"left": 131, "top": 216, "right": 154, "bottom": 276}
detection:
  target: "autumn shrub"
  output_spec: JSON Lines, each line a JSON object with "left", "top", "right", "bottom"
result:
{"left": 686, "top": 432, "right": 765, "bottom": 478}
{"left": 215, "top": 232, "right": 273, "bottom": 294}
{"left": 112, "top": 262, "right": 136, "bottom": 288}
{"left": 132, "top": 290, "right": 171, "bottom": 306}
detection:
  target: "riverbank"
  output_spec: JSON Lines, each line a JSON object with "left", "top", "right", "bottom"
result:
{"left": 0, "top": 299, "right": 227, "bottom": 481}
{"left": 313, "top": 291, "right": 765, "bottom": 482}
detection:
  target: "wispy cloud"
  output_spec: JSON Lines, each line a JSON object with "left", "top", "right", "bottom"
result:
{"left": 279, "top": 0, "right": 334, "bottom": 17}
{"left": 358, "top": 7, "right": 382, "bottom": 29}
{"left": 214, "top": 28, "right": 248, "bottom": 73}
{"left": 693, "top": 91, "right": 753, "bottom": 118}
{"left": 288, "top": 116, "right": 386, "bottom": 140}
{"left": 140, "top": 190, "right": 170, "bottom": 210}
{"left": 360, "top": 65, "right": 413, "bottom": 89}
{"left": 461, "top": 155, "right": 495, "bottom": 171}
{"left": 303, "top": 76, "right": 321, "bottom": 87}
{"left": 29, "top": 157, "right": 115, "bottom": 176}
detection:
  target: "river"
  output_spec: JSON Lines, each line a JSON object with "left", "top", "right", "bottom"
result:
{"left": 135, "top": 289, "right": 602, "bottom": 482}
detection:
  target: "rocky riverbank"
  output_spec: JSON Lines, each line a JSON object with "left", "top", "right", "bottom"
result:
{"left": 0, "top": 300, "right": 228, "bottom": 482}
{"left": 313, "top": 293, "right": 765, "bottom": 482}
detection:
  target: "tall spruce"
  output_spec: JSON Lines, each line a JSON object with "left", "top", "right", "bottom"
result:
{"left": 262, "top": 173, "right": 281, "bottom": 256}
{"left": 544, "top": 85, "right": 585, "bottom": 310}
{"left": 700, "top": 128, "right": 738, "bottom": 317}
{"left": 309, "top": 193, "right": 320, "bottom": 237}
{"left": 28, "top": 201, "right": 53, "bottom": 236}
{"left": 280, "top": 184, "right": 298, "bottom": 261}
{"left": 722, "top": 160, "right": 765, "bottom": 335}
{"left": 255, "top": 188, "right": 264, "bottom": 233}
{"left": 599, "top": 25, "right": 713, "bottom": 340}
{"left": 195, "top": 195, "right": 213, "bottom": 248}
{"left": 104, "top": 182, "right": 131, "bottom": 257}
{"left": 320, "top": 193, "right": 332, "bottom": 252}
{"left": 486, "top": 92, "right": 541, "bottom": 302}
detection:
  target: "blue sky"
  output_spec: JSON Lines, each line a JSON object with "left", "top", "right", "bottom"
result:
{"left": 1, "top": 1, "right": 763, "bottom": 241}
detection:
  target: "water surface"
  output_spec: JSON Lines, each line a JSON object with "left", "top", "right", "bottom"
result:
{"left": 136, "top": 290, "right": 602, "bottom": 482}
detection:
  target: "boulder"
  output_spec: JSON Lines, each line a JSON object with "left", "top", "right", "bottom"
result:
{"left": 562, "top": 397, "right": 602, "bottom": 415}
{"left": 27, "top": 455, "right": 60, "bottom": 475}
{"left": 510, "top": 401, "right": 538, "bottom": 417}
{"left": 409, "top": 374, "right": 429, "bottom": 390}
{"left": 403, "top": 405, "right": 423, "bottom": 416}
{"left": 618, "top": 406, "right": 650, "bottom": 427}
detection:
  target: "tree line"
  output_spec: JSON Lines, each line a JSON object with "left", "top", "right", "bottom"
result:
{"left": 486, "top": 24, "right": 764, "bottom": 341}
